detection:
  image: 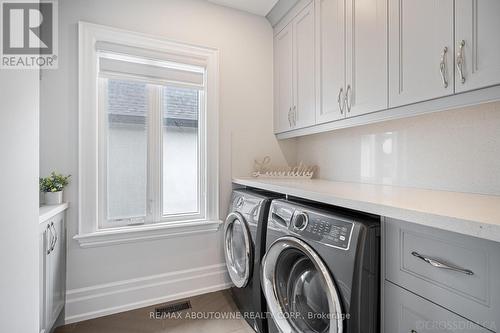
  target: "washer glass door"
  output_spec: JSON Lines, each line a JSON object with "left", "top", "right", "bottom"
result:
{"left": 262, "top": 236, "right": 343, "bottom": 333}
{"left": 224, "top": 212, "right": 253, "bottom": 288}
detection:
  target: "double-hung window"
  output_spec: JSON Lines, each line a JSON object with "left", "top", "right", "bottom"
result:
{"left": 77, "top": 22, "right": 219, "bottom": 246}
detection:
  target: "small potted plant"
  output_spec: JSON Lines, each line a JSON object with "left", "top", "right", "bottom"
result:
{"left": 40, "top": 172, "right": 71, "bottom": 205}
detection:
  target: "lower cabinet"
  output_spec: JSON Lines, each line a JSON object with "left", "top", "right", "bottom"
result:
{"left": 382, "top": 218, "right": 500, "bottom": 332}
{"left": 384, "top": 281, "right": 490, "bottom": 333}
{"left": 39, "top": 212, "right": 66, "bottom": 333}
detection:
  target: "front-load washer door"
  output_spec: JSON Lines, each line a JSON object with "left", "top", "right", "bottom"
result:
{"left": 262, "top": 236, "right": 343, "bottom": 333}
{"left": 224, "top": 212, "right": 253, "bottom": 288}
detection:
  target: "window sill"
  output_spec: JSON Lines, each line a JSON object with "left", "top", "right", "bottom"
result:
{"left": 74, "top": 220, "right": 223, "bottom": 248}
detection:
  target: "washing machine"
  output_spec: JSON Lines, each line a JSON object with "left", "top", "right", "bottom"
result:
{"left": 224, "top": 188, "right": 279, "bottom": 332}
{"left": 261, "top": 199, "right": 380, "bottom": 333}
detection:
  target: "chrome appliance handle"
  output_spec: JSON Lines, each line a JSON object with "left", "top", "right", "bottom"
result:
{"left": 439, "top": 46, "right": 448, "bottom": 88}
{"left": 456, "top": 40, "right": 466, "bottom": 84}
{"left": 411, "top": 251, "right": 474, "bottom": 275}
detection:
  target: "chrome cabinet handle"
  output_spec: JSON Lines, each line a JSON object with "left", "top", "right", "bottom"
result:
{"left": 47, "top": 224, "right": 54, "bottom": 255}
{"left": 439, "top": 46, "right": 448, "bottom": 88}
{"left": 337, "top": 88, "right": 344, "bottom": 115}
{"left": 456, "top": 40, "right": 466, "bottom": 84}
{"left": 411, "top": 251, "right": 474, "bottom": 275}
{"left": 292, "top": 105, "right": 297, "bottom": 126}
{"left": 50, "top": 222, "right": 57, "bottom": 251}
{"left": 49, "top": 223, "right": 56, "bottom": 252}
{"left": 287, "top": 107, "right": 292, "bottom": 127}
{"left": 345, "top": 85, "right": 352, "bottom": 113}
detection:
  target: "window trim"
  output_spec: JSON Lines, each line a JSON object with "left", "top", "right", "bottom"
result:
{"left": 77, "top": 21, "right": 220, "bottom": 245}
{"left": 74, "top": 220, "right": 222, "bottom": 248}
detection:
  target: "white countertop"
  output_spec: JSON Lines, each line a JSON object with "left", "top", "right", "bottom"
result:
{"left": 39, "top": 203, "right": 69, "bottom": 223}
{"left": 233, "top": 177, "right": 500, "bottom": 243}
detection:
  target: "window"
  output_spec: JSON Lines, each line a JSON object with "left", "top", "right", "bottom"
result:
{"left": 77, "top": 22, "right": 219, "bottom": 246}
{"left": 98, "top": 71, "right": 204, "bottom": 228}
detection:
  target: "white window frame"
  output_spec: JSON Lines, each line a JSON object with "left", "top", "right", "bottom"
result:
{"left": 75, "top": 22, "right": 220, "bottom": 247}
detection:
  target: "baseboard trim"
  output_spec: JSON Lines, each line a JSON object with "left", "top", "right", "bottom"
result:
{"left": 65, "top": 263, "right": 231, "bottom": 324}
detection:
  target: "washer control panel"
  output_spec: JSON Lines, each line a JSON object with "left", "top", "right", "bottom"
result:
{"left": 291, "top": 211, "right": 354, "bottom": 250}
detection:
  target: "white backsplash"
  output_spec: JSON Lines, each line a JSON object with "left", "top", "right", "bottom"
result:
{"left": 296, "top": 101, "right": 500, "bottom": 195}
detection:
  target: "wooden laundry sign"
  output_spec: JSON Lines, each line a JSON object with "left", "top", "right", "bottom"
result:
{"left": 252, "top": 156, "right": 316, "bottom": 179}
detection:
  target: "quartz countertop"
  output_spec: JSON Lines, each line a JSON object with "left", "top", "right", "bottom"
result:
{"left": 39, "top": 203, "right": 69, "bottom": 223}
{"left": 232, "top": 177, "right": 500, "bottom": 243}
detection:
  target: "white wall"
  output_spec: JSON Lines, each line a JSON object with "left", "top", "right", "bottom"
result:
{"left": 0, "top": 71, "right": 40, "bottom": 331}
{"left": 39, "top": 0, "right": 295, "bottom": 323}
{"left": 296, "top": 101, "right": 500, "bottom": 196}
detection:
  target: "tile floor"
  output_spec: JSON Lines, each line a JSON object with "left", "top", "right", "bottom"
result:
{"left": 55, "top": 290, "right": 255, "bottom": 333}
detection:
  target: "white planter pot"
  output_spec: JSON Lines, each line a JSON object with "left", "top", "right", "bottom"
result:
{"left": 45, "top": 191, "right": 63, "bottom": 205}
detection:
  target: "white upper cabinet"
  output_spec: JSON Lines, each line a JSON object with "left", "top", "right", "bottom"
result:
{"left": 274, "top": 24, "right": 293, "bottom": 133}
{"left": 455, "top": 0, "right": 500, "bottom": 93}
{"left": 293, "top": 2, "right": 316, "bottom": 129}
{"left": 316, "top": 0, "right": 345, "bottom": 123}
{"left": 345, "top": 0, "right": 388, "bottom": 116}
{"left": 271, "top": 0, "right": 500, "bottom": 137}
{"left": 273, "top": 1, "right": 316, "bottom": 133}
{"left": 389, "top": 0, "right": 454, "bottom": 107}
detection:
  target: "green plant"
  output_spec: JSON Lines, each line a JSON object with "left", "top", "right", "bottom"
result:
{"left": 39, "top": 172, "right": 71, "bottom": 193}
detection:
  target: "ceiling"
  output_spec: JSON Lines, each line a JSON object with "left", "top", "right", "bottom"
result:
{"left": 206, "top": 0, "right": 279, "bottom": 16}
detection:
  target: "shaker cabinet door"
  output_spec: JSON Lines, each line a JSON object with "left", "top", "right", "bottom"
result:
{"left": 455, "top": 0, "right": 500, "bottom": 93}
{"left": 274, "top": 24, "right": 294, "bottom": 133}
{"left": 293, "top": 1, "right": 316, "bottom": 129}
{"left": 389, "top": 0, "right": 454, "bottom": 107}
{"left": 47, "top": 215, "right": 65, "bottom": 328}
{"left": 345, "top": 0, "right": 388, "bottom": 116}
{"left": 384, "top": 282, "right": 491, "bottom": 333}
{"left": 316, "top": 0, "right": 345, "bottom": 124}
{"left": 39, "top": 225, "right": 49, "bottom": 333}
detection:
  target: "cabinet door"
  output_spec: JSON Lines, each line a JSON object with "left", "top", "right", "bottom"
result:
{"left": 346, "top": 0, "right": 388, "bottom": 116}
{"left": 292, "top": 1, "right": 316, "bottom": 129}
{"left": 39, "top": 225, "right": 49, "bottom": 333}
{"left": 389, "top": 0, "right": 454, "bottom": 107}
{"left": 316, "top": 0, "right": 345, "bottom": 123}
{"left": 274, "top": 24, "right": 294, "bottom": 133}
{"left": 455, "top": 0, "right": 500, "bottom": 92}
{"left": 47, "top": 215, "right": 65, "bottom": 327}
{"left": 384, "top": 281, "right": 491, "bottom": 333}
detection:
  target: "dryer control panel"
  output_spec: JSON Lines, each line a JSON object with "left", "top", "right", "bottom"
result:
{"left": 291, "top": 210, "right": 354, "bottom": 250}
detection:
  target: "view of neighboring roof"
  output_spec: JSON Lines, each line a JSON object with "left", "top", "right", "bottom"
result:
{"left": 107, "top": 80, "right": 199, "bottom": 127}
